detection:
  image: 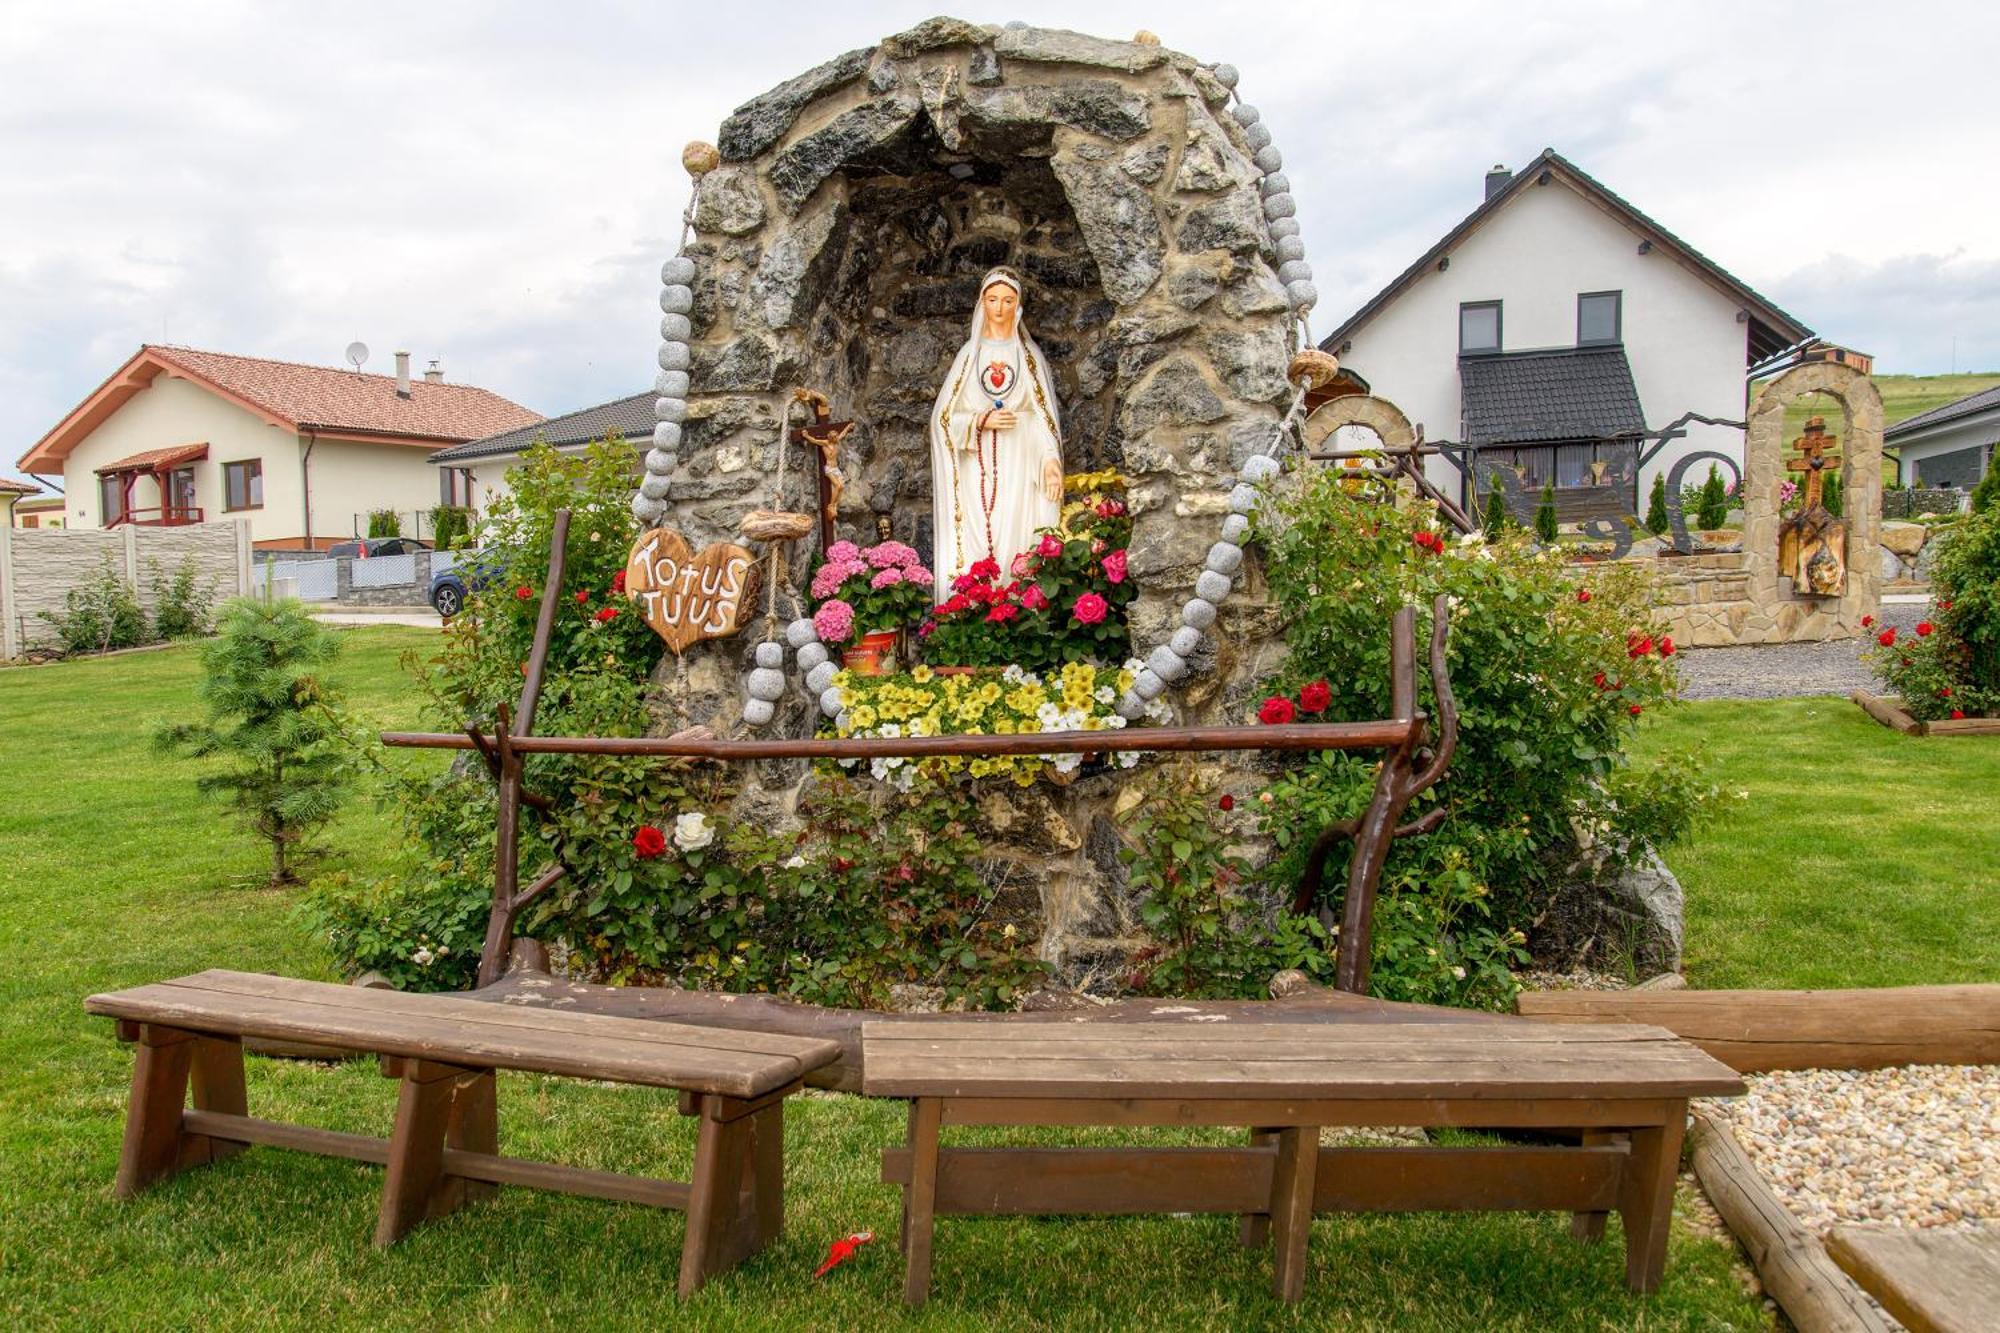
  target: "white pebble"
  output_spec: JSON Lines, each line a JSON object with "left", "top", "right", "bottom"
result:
{"left": 654, "top": 397, "right": 687, "bottom": 424}
{"left": 1220, "top": 513, "right": 1251, "bottom": 544}
{"left": 655, "top": 370, "right": 690, "bottom": 397}
{"left": 806, "top": 661, "right": 837, "bottom": 694}
{"left": 1278, "top": 259, "right": 1313, "bottom": 284}
{"left": 659, "top": 284, "right": 695, "bottom": 315}
{"left": 660, "top": 313, "right": 691, "bottom": 342}
{"left": 657, "top": 341, "right": 690, "bottom": 372}
{"left": 745, "top": 667, "right": 786, "bottom": 702}
{"left": 1169, "top": 625, "right": 1204, "bottom": 658}
{"left": 795, "top": 641, "right": 829, "bottom": 673}
{"left": 1240, "top": 454, "right": 1281, "bottom": 483}
{"left": 1133, "top": 668, "right": 1168, "bottom": 700}
{"left": 644, "top": 448, "right": 677, "bottom": 474}
{"left": 786, "top": 617, "right": 819, "bottom": 648}
{"left": 1268, "top": 217, "right": 1301, "bottom": 240}
{"left": 1148, "top": 645, "right": 1188, "bottom": 682}
{"left": 1227, "top": 483, "right": 1260, "bottom": 515}
{"left": 661, "top": 256, "right": 696, "bottom": 285}
{"left": 1230, "top": 103, "right": 1260, "bottom": 126}
{"left": 1196, "top": 569, "right": 1232, "bottom": 602}
{"left": 1212, "top": 63, "right": 1239, "bottom": 88}
{"left": 1244, "top": 123, "right": 1273, "bottom": 153}
{"left": 651, "top": 422, "right": 681, "bottom": 451}
{"left": 1260, "top": 172, "right": 1291, "bottom": 198}
{"left": 1182, "top": 597, "right": 1218, "bottom": 630}
{"left": 1206, "top": 541, "right": 1244, "bottom": 575}
{"left": 639, "top": 473, "right": 671, "bottom": 501}
{"left": 818, "top": 686, "right": 844, "bottom": 717}
{"left": 754, "top": 641, "right": 785, "bottom": 669}
{"left": 1287, "top": 279, "right": 1319, "bottom": 312}
{"left": 1254, "top": 145, "right": 1283, "bottom": 175}
{"left": 1275, "top": 234, "right": 1306, "bottom": 263}
{"left": 741, "top": 697, "right": 776, "bottom": 727}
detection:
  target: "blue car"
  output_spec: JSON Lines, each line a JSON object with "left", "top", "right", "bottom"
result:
{"left": 429, "top": 551, "right": 500, "bottom": 618}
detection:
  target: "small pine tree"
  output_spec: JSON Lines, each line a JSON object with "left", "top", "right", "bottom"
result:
{"left": 1483, "top": 488, "right": 1512, "bottom": 535}
{"left": 367, "top": 509, "right": 402, "bottom": 538}
{"left": 1534, "top": 480, "right": 1559, "bottom": 544}
{"left": 1973, "top": 456, "right": 2000, "bottom": 514}
{"left": 154, "top": 598, "right": 354, "bottom": 884}
{"left": 1696, "top": 466, "right": 1730, "bottom": 530}
{"left": 1821, "top": 472, "right": 1843, "bottom": 518}
{"left": 1644, "top": 473, "right": 1669, "bottom": 536}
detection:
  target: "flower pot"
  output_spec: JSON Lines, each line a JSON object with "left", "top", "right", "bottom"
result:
{"left": 841, "top": 629, "right": 899, "bottom": 676}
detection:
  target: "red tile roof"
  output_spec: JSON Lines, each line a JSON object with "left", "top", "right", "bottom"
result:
{"left": 0, "top": 477, "right": 38, "bottom": 494}
{"left": 19, "top": 345, "right": 543, "bottom": 473}
{"left": 95, "top": 442, "right": 209, "bottom": 475}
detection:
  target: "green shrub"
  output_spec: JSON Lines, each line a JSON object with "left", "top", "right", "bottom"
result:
{"left": 154, "top": 598, "right": 356, "bottom": 884}
{"left": 147, "top": 555, "right": 215, "bottom": 640}
{"left": 1533, "top": 480, "right": 1559, "bottom": 543}
{"left": 1482, "top": 489, "right": 1512, "bottom": 536}
{"left": 1970, "top": 456, "right": 1998, "bottom": 514}
{"left": 1868, "top": 504, "right": 2000, "bottom": 719}
{"left": 37, "top": 559, "right": 147, "bottom": 655}
{"left": 1252, "top": 474, "right": 1698, "bottom": 1003}
{"left": 366, "top": 509, "right": 402, "bottom": 538}
{"left": 1644, "top": 473, "right": 1669, "bottom": 536}
{"left": 1696, "top": 466, "right": 1730, "bottom": 530}
{"left": 430, "top": 504, "right": 474, "bottom": 550}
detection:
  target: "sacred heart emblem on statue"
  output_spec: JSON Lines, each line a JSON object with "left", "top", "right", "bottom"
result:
{"left": 624, "top": 528, "right": 761, "bottom": 654}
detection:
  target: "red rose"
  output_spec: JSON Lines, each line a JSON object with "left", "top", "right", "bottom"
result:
{"left": 574, "top": 590, "right": 590, "bottom": 604}
{"left": 1659, "top": 637, "right": 1675, "bottom": 656}
{"left": 1938, "top": 599, "right": 1953, "bottom": 610}
{"left": 1861, "top": 614, "right": 1875, "bottom": 628}
{"left": 1218, "top": 794, "right": 1235, "bottom": 812}
{"left": 1576, "top": 589, "right": 1592, "bottom": 604}
{"left": 1592, "top": 671, "right": 1608, "bottom": 689}
{"left": 1101, "top": 549, "right": 1128, "bottom": 584}
{"left": 1037, "top": 534, "right": 1065, "bottom": 559}
{"left": 1096, "top": 498, "right": 1126, "bottom": 517}
{"left": 611, "top": 569, "right": 627, "bottom": 594}
{"left": 1952, "top": 709, "right": 1966, "bottom": 720}
{"left": 985, "top": 601, "right": 1020, "bottom": 624}
{"left": 1916, "top": 621, "right": 1934, "bottom": 637}
{"left": 632, "top": 825, "right": 667, "bottom": 859}
{"left": 515, "top": 585, "right": 534, "bottom": 600}
{"left": 1878, "top": 628, "right": 1897, "bottom": 646}
{"left": 1298, "top": 679, "right": 1332, "bottom": 713}
{"left": 1628, "top": 704, "right": 1643, "bottom": 717}
{"left": 1411, "top": 531, "right": 1442, "bottom": 555}
{"left": 1939, "top": 687, "right": 1953, "bottom": 698}
{"left": 1628, "top": 636, "right": 1654, "bottom": 658}
{"left": 1258, "top": 695, "right": 1296, "bottom": 725}
{"left": 595, "top": 606, "right": 619, "bottom": 623}
{"left": 1020, "top": 584, "right": 1049, "bottom": 611}
{"left": 967, "top": 558, "right": 1000, "bottom": 580}
{"left": 1071, "top": 592, "right": 1108, "bottom": 625}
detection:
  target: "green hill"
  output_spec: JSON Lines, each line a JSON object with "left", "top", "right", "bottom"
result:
{"left": 1751, "top": 370, "right": 2000, "bottom": 486}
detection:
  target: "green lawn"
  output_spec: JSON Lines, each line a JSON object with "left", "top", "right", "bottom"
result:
{"left": 22, "top": 631, "right": 1986, "bottom": 1328}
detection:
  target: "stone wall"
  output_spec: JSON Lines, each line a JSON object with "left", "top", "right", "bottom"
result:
{"left": 642, "top": 20, "right": 1306, "bottom": 980}
{"left": 0, "top": 520, "right": 253, "bottom": 657}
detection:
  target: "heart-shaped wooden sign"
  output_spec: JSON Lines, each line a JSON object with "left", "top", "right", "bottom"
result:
{"left": 624, "top": 528, "right": 762, "bottom": 654}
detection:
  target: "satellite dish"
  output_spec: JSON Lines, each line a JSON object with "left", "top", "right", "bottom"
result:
{"left": 345, "top": 341, "right": 369, "bottom": 372}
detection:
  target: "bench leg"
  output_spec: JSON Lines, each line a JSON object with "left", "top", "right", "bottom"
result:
{"left": 374, "top": 1058, "right": 473, "bottom": 1247}
{"left": 746, "top": 1100, "right": 784, "bottom": 1249}
{"left": 1570, "top": 1131, "right": 1620, "bottom": 1243}
{"left": 678, "top": 1093, "right": 782, "bottom": 1298}
{"left": 1617, "top": 1107, "right": 1687, "bottom": 1293}
{"left": 1239, "top": 1126, "right": 1278, "bottom": 1248}
{"left": 900, "top": 1098, "right": 943, "bottom": 1307}
{"left": 444, "top": 1070, "right": 499, "bottom": 1208}
{"left": 114, "top": 1024, "right": 198, "bottom": 1198}
{"left": 1268, "top": 1125, "right": 1320, "bottom": 1304}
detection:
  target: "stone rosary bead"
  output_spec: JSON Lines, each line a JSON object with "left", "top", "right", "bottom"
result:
{"left": 1147, "top": 645, "right": 1188, "bottom": 683}
{"left": 806, "top": 660, "right": 838, "bottom": 694}
{"left": 659, "top": 284, "right": 695, "bottom": 315}
{"left": 1268, "top": 217, "right": 1301, "bottom": 240}
{"left": 1243, "top": 123, "right": 1273, "bottom": 153}
{"left": 651, "top": 422, "right": 682, "bottom": 451}
{"left": 639, "top": 473, "right": 672, "bottom": 500}
{"left": 659, "top": 313, "right": 691, "bottom": 341}
{"left": 1181, "top": 596, "right": 1217, "bottom": 630}
{"left": 818, "top": 685, "right": 844, "bottom": 717}
{"left": 1260, "top": 172, "right": 1291, "bottom": 197}
{"left": 1205, "top": 541, "right": 1243, "bottom": 576}
{"left": 1275, "top": 234, "right": 1306, "bottom": 263}
{"left": 1227, "top": 483, "right": 1261, "bottom": 515}
{"left": 655, "top": 370, "right": 689, "bottom": 397}
{"left": 1278, "top": 259, "right": 1312, "bottom": 285}
{"left": 1169, "top": 625, "right": 1205, "bottom": 658}
{"left": 753, "top": 641, "right": 785, "bottom": 669}
{"left": 1240, "top": 453, "right": 1282, "bottom": 483}
{"left": 1254, "top": 145, "right": 1283, "bottom": 175}
{"left": 1262, "top": 191, "right": 1295, "bottom": 220}
{"left": 745, "top": 667, "right": 787, "bottom": 702}
{"left": 1196, "top": 569, "right": 1233, "bottom": 602}
{"left": 1229, "top": 102, "right": 1260, "bottom": 126}
{"left": 1287, "top": 280, "right": 1319, "bottom": 312}
{"left": 1220, "top": 513, "right": 1251, "bottom": 544}
{"left": 740, "top": 697, "right": 776, "bottom": 727}
{"left": 654, "top": 398, "right": 687, "bottom": 424}
{"left": 644, "top": 448, "right": 676, "bottom": 474}
{"left": 794, "top": 641, "right": 829, "bottom": 673}
{"left": 1212, "top": 63, "right": 1239, "bottom": 87}
{"left": 1115, "top": 691, "right": 1148, "bottom": 721}
{"left": 1133, "top": 668, "right": 1168, "bottom": 700}
{"left": 786, "top": 617, "right": 820, "bottom": 648}
{"left": 657, "top": 341, "right": 690, "bottom": 372}
{"left": 660, "top": 256, "right": 696, "bottom": 286}
{"left": 633, "top": 495, "right": 666, "bottom": 524}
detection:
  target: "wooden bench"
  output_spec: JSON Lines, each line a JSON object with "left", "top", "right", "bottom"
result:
{"left": 85, "top": 970, "right": 841, "bottom": 1297}
{"left": 864, "top": 1019, "right": 1743, "bottom": 1306}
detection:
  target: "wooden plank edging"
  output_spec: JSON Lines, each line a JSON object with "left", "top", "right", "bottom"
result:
{"left": 1851, "top": 689, "right": 2000, "bottom": 737}
{"left": 1688, "top": 1113, "right": 1896, "bottom": 1333}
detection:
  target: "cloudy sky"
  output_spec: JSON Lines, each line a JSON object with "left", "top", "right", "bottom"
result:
{"left": 5, "top": 0, "right": 1997, "bottom": 487}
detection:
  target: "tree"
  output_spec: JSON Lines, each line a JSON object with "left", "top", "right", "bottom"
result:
{"left": 1974, "top": 455, "right": 2000, "bottom": 514}
{"left": 367, "top": 509, "right": 402, "bottom": 538}
{"left": 1822, "top": 472, "right": 1843, "bottom": 519}
{"left": 1644, "top": 473, "right": 1669, "bottom": 536}
{"left": 1533, "top": 479, "right": 1559, "bottom": 544}
{"left": 154, "top": 597, "right": 355, "bottom": 884}
{"left": 1696, "top": 466, "right": 1730, "bottom": 531}
{"left": 1483, "top": 488, "right": 1512, "bottom": 536}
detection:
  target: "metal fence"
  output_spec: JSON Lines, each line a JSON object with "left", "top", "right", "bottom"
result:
{"left": 350, "top": 553, "right": 418, "bottom": 589}
{"left": 258, "top": 558, "right": 339, "bottom": 601}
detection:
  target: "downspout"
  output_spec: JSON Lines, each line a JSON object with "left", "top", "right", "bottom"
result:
{"left": 301, "top": 429, "right": 318, "bottom": 550}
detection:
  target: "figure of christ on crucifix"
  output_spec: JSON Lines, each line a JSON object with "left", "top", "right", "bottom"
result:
{"left": 927, "top": 268, "right": 1065, "bottom": 594}
{"left": 1782, "top": 415, "right": 1848, "bottom": 596}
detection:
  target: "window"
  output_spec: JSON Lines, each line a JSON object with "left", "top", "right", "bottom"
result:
{"left": 1459, "top": 301, "right": 1501, "bottom": 354}
{"left": 167, "top": 467, "right": 197, "bottom": 516}
{"left": 1578, "top": 291, "right": 1621, "bottom": 345}
{"left": 224, "top": 459, "right": 263, "bottom": 511}
{"left": 439, "top": 466, "right": 475, "bottom": 507}
{"left": 99, "top": 474, "right": 127, "bottom": 523}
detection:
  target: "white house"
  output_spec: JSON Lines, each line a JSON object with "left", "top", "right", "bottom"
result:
{"left": 1885, "top": 384, "right": 1999, "bottom": 489}
{"left": 1319, "top": 150, "right": 1815, "bottom": 519}
{"left": 18, "top": 345, "right": 541, "bottom": 549}
{"left": 430, "top": 390, "right": 652, "bottom": 505}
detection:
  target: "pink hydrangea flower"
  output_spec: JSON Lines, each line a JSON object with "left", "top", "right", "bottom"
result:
{"left": 1072, "top": 592, "right": 1108, "bottom": 625}
{"left": 867, "top": 540, "right": 921, "bottom": 570}
{"left": 1037, "top": 534, "right": 1065, "bottom": 559}
{"left": 904, "top": 566, "right": 933, "bottom": 586}
{"left": 826, "top": 540, "right": 861, "bottom": 563}
{"left": 813, "top": 598, "right": 855, "bottom": 644}
{"left": 811, "top": 559, "right": 861, "bottom": 600}
{"left": 869, "top": 567, "right": 905, "bottom": 589}
{"left": 1101, "top": 549, "right": 1128, "bottom": 584}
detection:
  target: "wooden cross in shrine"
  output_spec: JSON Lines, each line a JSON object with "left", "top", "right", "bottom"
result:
{"left": 1787, "top": 416, "right": 1841, "bottom": 513}
{"left": 787, "top": 388, "right": 854, "bottom": 553}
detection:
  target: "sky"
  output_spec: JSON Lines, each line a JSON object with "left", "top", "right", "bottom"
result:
{"left": 5, "top": 0, "right": 1998, "bottom": 488}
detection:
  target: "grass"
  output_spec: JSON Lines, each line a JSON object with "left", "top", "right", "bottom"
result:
{"left": 9, "top": 628, "right": 1952, "bottom": 1329}
{"left": 1633, "top": 698, "right": 2000, "bottom": 989}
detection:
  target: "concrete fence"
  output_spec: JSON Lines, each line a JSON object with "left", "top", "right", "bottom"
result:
{"left": 0, "top": 520, "right": 254, "bottom": 659}
{"left": 249, "top": 548, "right": 454, "bottom": 608}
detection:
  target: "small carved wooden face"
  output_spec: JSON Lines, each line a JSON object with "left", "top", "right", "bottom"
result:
{"left": 980, "top": 282, "right": 1019, "bottom": 340}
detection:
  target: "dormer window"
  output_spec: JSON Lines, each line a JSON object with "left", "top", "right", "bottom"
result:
{"left": 1459, "top": 301, "right": 1501, "bottom": 355}
{"left": 1578, "top": 291, "right": 1622, "bottom": 345}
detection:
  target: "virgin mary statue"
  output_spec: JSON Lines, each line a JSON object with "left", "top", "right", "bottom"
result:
{"left": 928, "top": 267, "right": 1064, "bottom": 593}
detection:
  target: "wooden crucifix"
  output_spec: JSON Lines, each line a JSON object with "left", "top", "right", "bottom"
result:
{"left": 1779, "top": 415, "right": 1847, "bottom": 596}
{"left": 787, "top": 387, "right": 854, "bottom": 554}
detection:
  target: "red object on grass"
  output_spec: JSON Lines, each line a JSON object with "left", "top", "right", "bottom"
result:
{"left": 1628, "top": 704, "right": 1643, "bottom": 716}
{"left": 814, "top": 1230, "right": 875, "bottom": 1278}
{"left": 1257, "top": 695, "right": 1296, "bottom": 725}
{"left": 1576, "top": 588, "right": 1591, "bottom": 603}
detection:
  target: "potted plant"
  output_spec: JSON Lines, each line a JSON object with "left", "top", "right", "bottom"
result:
{"left": 809, "top": 539, "right": 935, "bottom": 675}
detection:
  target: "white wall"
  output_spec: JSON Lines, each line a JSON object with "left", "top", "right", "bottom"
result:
{"left": 307, "top": 437, "right": 456, "bottom": 544}
{"left": 1891, "top": 411, "right": 1998, "bottom": 486}
{"left": 1336, "top": 180, "right": 1753, "bottom": 502}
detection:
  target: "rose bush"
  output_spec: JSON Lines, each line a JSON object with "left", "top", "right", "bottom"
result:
{"left": 1867, "top": 504, "right": 2000, "bottom": 719}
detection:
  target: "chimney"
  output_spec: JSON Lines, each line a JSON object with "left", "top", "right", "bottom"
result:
{"left": 394, "top": 350, "right": 411, "bottom": 398}
{"left": 1484, "top": 163, "right": 1512, "bottom": 200}
{"left": 423, "top": 358, "right": 444, "bottom": 384}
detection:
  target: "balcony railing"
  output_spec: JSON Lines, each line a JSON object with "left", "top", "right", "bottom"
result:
{"left": 106, "top": 506, "right": 205, "bottom": 528}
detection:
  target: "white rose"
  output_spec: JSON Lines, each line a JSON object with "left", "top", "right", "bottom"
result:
{"left": 672, "top": 811, "right": 715, "bottom": 851}
{"left": 412, "top": 947, "right": 434, "bottom": 966}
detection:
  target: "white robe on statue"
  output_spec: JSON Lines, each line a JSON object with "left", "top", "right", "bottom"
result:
{"left": 928, "top": 329, "right": 1063, "bottom": 594}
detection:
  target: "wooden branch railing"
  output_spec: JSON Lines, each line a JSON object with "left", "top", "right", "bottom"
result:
{"left": 379, "top": 510, "right": 1460, "bottom": 994}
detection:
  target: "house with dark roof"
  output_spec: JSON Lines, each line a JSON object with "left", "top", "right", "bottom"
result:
{"left": 1884, "top": 383, "right": 2000, "bottom": 489}
{"left": 17, "top": 346, "right": 542, "bottom": 548}
{"left": 1320, "top": 150, "right": 1816, "bottom": 518}
{"left": 430, "top": 390, "right": 653, "bottom": 506}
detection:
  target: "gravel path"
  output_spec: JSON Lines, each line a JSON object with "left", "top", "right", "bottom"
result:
{"left": 1696, "top": 1065, "right": 2000, "bottom": 1233}
{"left": 1676, "top": 599, "right": 1931, "bottom": 701}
